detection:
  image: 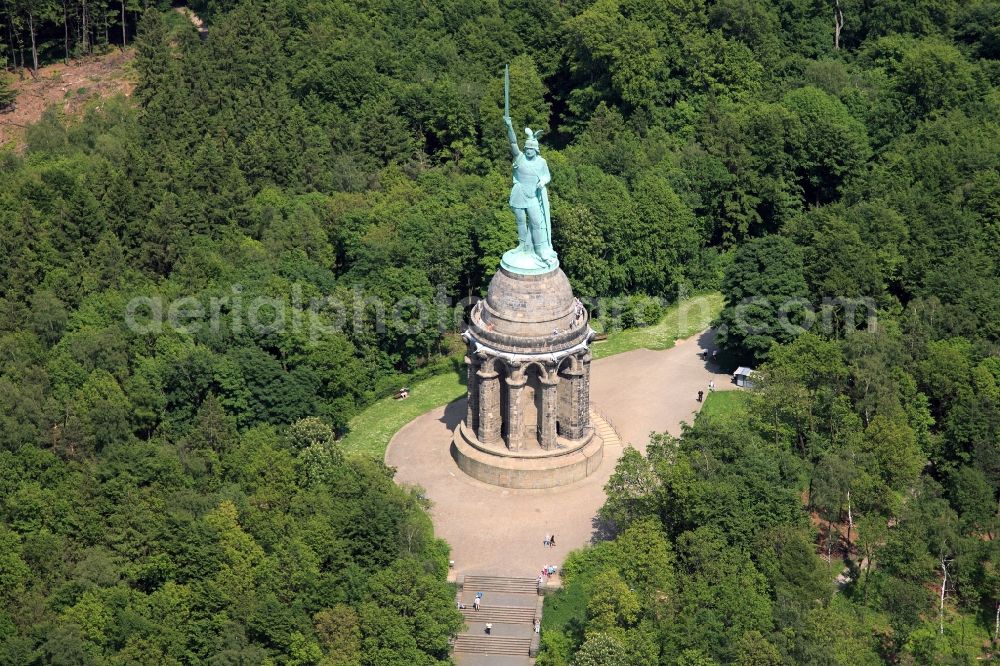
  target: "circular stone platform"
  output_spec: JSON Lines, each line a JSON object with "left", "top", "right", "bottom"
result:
{"left": 450, "top": 421, "right": 602, "bottom": 489}
{"left": 386, "top": 330, "right": 735, "bottom": 578}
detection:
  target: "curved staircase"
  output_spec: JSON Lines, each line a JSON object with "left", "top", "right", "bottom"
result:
{"left": 590, "top": 408, "right": 624, "bottom": 448}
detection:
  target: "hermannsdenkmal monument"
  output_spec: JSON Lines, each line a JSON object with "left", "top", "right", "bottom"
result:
{"left": 450, "top": 66, "right": 603, "bottom": 489}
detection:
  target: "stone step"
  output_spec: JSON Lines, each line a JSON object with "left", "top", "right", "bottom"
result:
{"left": 461, "top": 605, "right": 536, "bottom": 624}
{"left": 453, "top": 635, "right": 532, "bottom": 656}
{"left": 464, "top": 576, "right": 538, "bottom": 595}
{"left": 595, "top": 428, "right": 620, "bottom": 443}
{"left": 589, "top": 410, "right": 623, "bottom": 447}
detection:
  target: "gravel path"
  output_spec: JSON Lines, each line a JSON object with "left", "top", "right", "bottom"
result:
{"left": 385, "top": 329, "right": 736, "bottom": 578}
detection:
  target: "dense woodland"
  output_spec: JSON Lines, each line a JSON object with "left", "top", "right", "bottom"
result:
{"left": 0, "top": 0, "right": 998, "bottom": 664}
{"left": 1, "top": 0, "right": 145, "bottom": 76}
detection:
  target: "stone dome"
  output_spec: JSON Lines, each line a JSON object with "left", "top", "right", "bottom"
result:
{"left": 467, "top": 267, "right": 591, "bottom": 354}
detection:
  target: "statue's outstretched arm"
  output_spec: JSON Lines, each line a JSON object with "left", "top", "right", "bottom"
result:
{"left": 503, "top": 116, "right": 520, "bottom": 158}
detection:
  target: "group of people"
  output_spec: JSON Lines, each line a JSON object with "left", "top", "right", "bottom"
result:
{"left": 538, "top": 536, "right": 559, "bottom": 584}
{"left": 461, "top": 533, "right": 561, "bottom": 637}
{"left": 537, "top": 564, "right": 558, "bottom": 586}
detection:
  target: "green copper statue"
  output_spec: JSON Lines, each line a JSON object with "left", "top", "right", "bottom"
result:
{"left": 501, "top": 64, "right": 558, "bottom": 274}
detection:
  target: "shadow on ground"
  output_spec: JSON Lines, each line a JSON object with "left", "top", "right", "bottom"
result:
{"left": 439, "top": 398, "right": 465, "bottom": 430}
{"left": 696, "top": 328, "right": 738, "bottom": 375}
{"left": 590, "top": 514, "right": 618, "bottom": 544}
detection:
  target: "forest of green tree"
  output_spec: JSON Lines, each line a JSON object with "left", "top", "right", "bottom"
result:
{"left": 1, "top": 0, "right": 145, "bottom": 75}
{"left": 0, "top": 0, "right": 998, "bottom": 663}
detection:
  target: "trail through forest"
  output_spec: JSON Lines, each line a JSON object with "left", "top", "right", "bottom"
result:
{"left": 173, "top": 5, "right": 208, "bottom": 36}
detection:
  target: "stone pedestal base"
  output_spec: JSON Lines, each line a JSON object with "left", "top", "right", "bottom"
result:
{"left": 450, "top": 420, "right": 603, "bottom": 489}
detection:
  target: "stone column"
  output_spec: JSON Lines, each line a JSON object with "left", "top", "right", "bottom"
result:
{"left": 539, "top": 374, "right": 559, "bottom": 450}
{"left": 505, "top": 373, "right": 527, "bottom": 451}
{"left": 477, "top": 366, "right": 501, "bottom": 444}
{"left": 465, "top": 355, "right": 479, "bottom": 431}
{"left": 559, "top": 354, "right": 591, "bottom": 439}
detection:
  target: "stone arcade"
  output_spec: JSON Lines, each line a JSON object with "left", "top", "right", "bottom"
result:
{"left": 450, "top": 266, "right": 604, "bottom": 488}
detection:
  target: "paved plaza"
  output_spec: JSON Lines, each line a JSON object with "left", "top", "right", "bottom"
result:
{"left": 385, "top": 329, "right": 736, "bottom": 578}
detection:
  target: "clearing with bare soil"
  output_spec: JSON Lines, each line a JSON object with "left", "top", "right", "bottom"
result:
{"left": 0, "top": 49, "right": 136, "bottom": 151}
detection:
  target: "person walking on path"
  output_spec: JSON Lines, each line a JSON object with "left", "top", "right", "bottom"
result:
{"left": 485, "top": 623, "right": 493, "bottom": 635}
{"left": 473, "top": 596, "right": 481, "bottom": 611}
{"left": 697, "top": 390, "right": 704, "bottom": 402}
{"left": 708, "top": 380, "right": 715, "bottom": 392}
{"left": 544, "top": 534, "right": 551, "bottom": 547}
{"left": 549, "top": 534, "right": 556, "bottom": 547}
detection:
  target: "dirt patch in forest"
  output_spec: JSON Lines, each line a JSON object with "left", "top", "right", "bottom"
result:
{"left": 174, "top": 6, "right": 208, "bottom": 35}
{"left": 0, "top": 49, "right": 136, "bottom": 152}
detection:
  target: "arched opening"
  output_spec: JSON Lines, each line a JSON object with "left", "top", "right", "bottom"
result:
{"left": 556, "top": 356, "right": 575, "bottom": 437}
{"left": 497, "top": 362, "right": 509, "bottom": 442}
{"left": 524, "top": 364, "right": 543, "bottom": 449}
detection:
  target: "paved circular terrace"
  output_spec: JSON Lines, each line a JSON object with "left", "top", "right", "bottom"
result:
{"left": 385, "top": 329, "right": 735, "bottom": 578}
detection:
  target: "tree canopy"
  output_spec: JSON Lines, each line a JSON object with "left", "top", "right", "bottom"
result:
{"left": 2, "top": 0, "right": 999, "bottom": 662}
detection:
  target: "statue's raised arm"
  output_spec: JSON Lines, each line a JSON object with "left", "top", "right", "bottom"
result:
{"left": 500, "top": 64, "right": 558, "bottom": 275}
{"left": 504, "top": 115, "right": 521, "bottom": 159}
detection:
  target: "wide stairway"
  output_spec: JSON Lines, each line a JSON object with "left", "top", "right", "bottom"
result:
{"left": 453, "top": 575, "right": 540, "bottom": 665}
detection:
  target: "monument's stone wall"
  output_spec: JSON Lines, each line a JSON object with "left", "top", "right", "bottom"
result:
{"left": 455, "top": 266, "right": 601, "bottom": 488}
{"left": 471, "top": 268, "right": 589, "bottom": 354}
{"left": 451, "top": 421, "right": 603, "bottom": 489}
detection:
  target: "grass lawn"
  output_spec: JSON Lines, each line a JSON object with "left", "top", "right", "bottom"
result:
{"left": 698, "top": 389, "right": 751, "bottom": 421}
{"left": 589, "top": 292, "right": 724, "bottom": 359}
{"left": 342, "top": 291, "right": 723, "bottom": 458}
{"left": 340, "top": 369, "right": 467, "bottom": 458}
